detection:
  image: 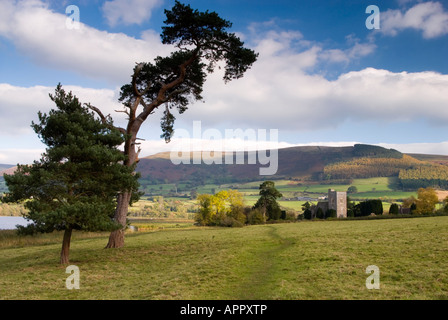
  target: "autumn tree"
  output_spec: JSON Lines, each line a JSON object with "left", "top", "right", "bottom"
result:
{"left": 196, "top": 194, "right": 213, "bottom": 226}
{"left": 88, "top": 1, "right": 258, "bottom": 248}
{"left": 415, "top": 187, "right": 439, "bottom": 214}
{"left": 3, "top": 85, "right": 139, "bottom": 264}
{"left": 402, "top": 187, "right": 439, "bottom": 214}
{"left": 442, "top": 196, "right": 448, "bottom": 213}
{"left": 195, "top": 190, "right": 245, "bottom": 226}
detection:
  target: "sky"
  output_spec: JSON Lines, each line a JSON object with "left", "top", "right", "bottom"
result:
{"left": 1, "top": 0, "right": 448, "bottom": 164}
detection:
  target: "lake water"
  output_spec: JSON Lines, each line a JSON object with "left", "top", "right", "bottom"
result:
{"left": 0, "top": 216, "right": 31, "bottom": 230}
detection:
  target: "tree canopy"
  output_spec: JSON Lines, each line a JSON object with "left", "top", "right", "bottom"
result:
{"left": 402, "top": 187, "right": 439, "bottom": 214}
{"left": 195, "top": 190, "right": 245, "bottom": 226}
{"left": 3, "top": 85, "right": 139, "bottom": 264}
{"left": 253, "top": 181, "right": 283, "bottom": 220}
{"left": 415, "top": 187, "right": 439, "bottom": 214}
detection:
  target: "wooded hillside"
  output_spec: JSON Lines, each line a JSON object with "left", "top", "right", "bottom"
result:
{"left": 323, "top": 155, "right": 424, "bottom": 180}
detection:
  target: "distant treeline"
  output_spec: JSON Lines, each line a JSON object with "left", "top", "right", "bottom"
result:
{"left": 399, "top": 165, "right": 448, "bottom": 189}
{"left": 320, "top": 152, "right": 448, "bottom": 190}
{"left": 322, "top": 155, "right": 422, "bottom": 180}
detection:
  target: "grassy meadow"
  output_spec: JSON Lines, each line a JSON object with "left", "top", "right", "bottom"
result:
{"left": 1, "top": 216, "right": 447, "bottom": 300}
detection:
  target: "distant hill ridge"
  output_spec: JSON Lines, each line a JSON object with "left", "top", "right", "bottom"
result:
{"left": 136, "top": 144, "right": 448, "bottom": 185}
{"left": 0, "top": 164, "right": 15, "bottom": 176}
{"left": 3, "top": 145, "right": 448, "bottom": 188}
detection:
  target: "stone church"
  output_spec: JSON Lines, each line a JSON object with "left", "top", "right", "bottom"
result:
{"left": 311, "top": 189, "right": 347, "bottom": 218}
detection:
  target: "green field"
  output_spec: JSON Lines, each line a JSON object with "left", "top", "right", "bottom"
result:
{"left": 1, "top": 216, "right": 447, "bottom": 299}
{"left": 210, "top": 177, "right": 417, "bottom": 213}
{"left": 0, "top": 176, "right": 423, "bottom": 217}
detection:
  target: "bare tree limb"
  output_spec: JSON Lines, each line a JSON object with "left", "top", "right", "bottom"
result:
{"left": 85, "top": 103, "right": 127, "bottom": 135}
{"left": 115, "top": 109, "right": 130, "bottom": 117}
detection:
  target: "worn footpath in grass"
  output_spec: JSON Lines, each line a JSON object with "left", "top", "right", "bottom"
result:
{"left": 0, "top": 217, "right": 447, "bottom": 299}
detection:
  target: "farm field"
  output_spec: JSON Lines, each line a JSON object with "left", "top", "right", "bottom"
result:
{"left": 136, "top": 177, "right": 418, "bottom": 215}
{"left": 0, "top": 216, "right": 447, "bottom": 300}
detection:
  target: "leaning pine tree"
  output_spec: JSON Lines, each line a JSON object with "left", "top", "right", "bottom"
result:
{"left": 87, "top": 1, "right": 258, "bottom": 248}
{"left": 3, "top": 85, "right": 140, "bottom": 264}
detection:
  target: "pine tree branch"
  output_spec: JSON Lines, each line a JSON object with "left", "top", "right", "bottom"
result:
{"left": 134, "top": 47, "right": 201, "bottom": 125}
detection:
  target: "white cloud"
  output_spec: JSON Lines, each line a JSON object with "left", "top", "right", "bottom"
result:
{"left": 139, "top": 137, "right": 292, "bottom": 155}
{"left": 0, "top": 149, "right": 45, "bottom": 165}
{"left": 0, "top": 83, "right": 126, "bottom": 135}
{"left": 381, "top": 1, "right": 448, "bottom": 38}
{"left": 318, "top": 42, "right": 376, "bottom": 64}
{"left": 243, "top": 28, "right": 376, "bottom": 72}
{"left": 0, "top": 0, "right": 172, "bottom": 85}
{"left": 0, "top": 84, "right": 50, "bottom": 135}
{"left": 379, "top": 141, "right": 448, "bottom": 155}
{"left": 178, "top": 29, "right": 448, "bottom": 132}
{"left": 102, "top": 0, "right": 163, "bottom": 27}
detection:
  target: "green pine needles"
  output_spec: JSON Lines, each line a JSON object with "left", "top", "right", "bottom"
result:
{"left": 3, "top": 84, "right": 140, "bottom": 264}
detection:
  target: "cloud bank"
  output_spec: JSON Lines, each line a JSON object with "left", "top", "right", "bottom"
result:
{"left": 381, "top": 1, "right": 448, "bottom": 38}
{"left": 102, "top": 0, "right": 163, "bottom": 27}
{"left": 180, "top": 29, "right": 448, "bottom": 131}
{"left": 0, "top": 0, "right": 172, "bottom": 84}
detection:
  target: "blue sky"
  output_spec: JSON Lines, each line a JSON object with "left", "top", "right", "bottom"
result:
{"left": 1, "top": 0, "right": 448, "bottom": 164}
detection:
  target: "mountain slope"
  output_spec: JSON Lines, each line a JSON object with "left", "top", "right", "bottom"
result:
{"left": 136, "top": 144, "right": 434, "bottom": 185}
{"left": 0, "top": 164, "right": 15, "bottom": 172}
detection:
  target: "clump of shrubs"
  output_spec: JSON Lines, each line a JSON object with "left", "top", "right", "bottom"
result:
{"left": 195, "top": 183, "right": 297, "bottom": 227}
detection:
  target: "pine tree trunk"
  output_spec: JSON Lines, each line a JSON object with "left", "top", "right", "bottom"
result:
{"left": 105, "top": 187, "right": 132, "bottom": 248}
{"left": 60, "top": 227, "right": 73, "bottom": 265}
{"left": 105, "top": 96, "right": 142, "bottom": 248}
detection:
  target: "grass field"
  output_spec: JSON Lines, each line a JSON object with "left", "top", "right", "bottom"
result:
{"left": 211, "top": 177, "right": 417, "bottom": 213}
{"left": 1, "top": 216, "right": 447, "bottom": 300}
{"left": 0, "top": 176, "right": 422, "bottom": 217}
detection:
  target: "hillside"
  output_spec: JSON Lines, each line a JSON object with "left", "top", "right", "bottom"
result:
{"left": 0, "top": 164, "right": 15, "bottom": 174}
{"left": 0, "top": 165, "right": 16, "bottom": 194}
{"left": 137, "top": 145, "right": 354, "bottom": 185}
{"left": 136, "top": 144, "right": 441, "bottom": 186}
{"left": 3, "top": 145, "right": 448, "bottom": 190}
{"left": 406, "top": 153, "right": 448, "bottom": 166}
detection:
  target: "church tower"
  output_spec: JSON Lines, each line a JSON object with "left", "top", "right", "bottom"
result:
{"left": 328, "top": 189, "right": 347, "bottom": 218}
